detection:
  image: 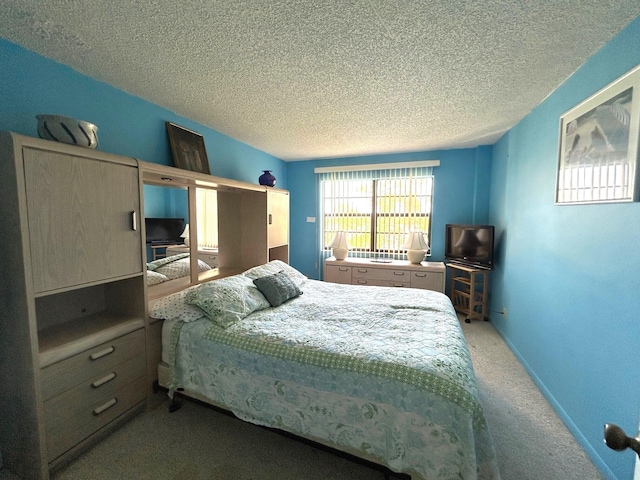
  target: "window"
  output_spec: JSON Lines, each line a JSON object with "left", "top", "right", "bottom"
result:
{"left": 317, "top": 162, "right": 437, "bottom": 258}
{"left": 196, "top": 187, "right": 218, "bottom": 248}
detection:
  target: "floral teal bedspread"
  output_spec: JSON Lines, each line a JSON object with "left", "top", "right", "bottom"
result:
{"left": 167, "top": 279, "right": 500, "bottom": 479}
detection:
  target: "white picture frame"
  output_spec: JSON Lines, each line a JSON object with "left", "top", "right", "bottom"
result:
{"left": 555, "top": 64, "right": 640, "bottom": 204}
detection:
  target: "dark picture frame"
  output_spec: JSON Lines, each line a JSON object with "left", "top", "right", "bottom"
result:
{"left": 555, "top": 64, "right": 640, "bottom": 204}
{"left": 166, "top": 122, "right": 211, "bottom": 174}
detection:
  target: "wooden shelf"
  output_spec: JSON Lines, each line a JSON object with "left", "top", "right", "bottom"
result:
{"left": 447, "top": 263, "right": 490, "bottom": 323}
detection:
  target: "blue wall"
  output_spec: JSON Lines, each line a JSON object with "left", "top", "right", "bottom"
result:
{"left": 489, "top": 16, "right": 640, "bottom": 480}
{"left": 286, "top": 146, "right": 492, "bottom": 280}
{"left": 0, "top": 39, "right": 286, "bottom": 187}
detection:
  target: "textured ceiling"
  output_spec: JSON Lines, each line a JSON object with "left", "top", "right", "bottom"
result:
{"left": 1, "top": 1, "right": 639, "bottom": 160}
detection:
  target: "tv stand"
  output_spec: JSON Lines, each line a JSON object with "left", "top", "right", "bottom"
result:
{"left": 447, "top": 263, "right": 489, "bottom": 323}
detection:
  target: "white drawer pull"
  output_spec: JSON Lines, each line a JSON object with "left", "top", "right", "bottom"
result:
{"left": 415, "top": 273, "right": 427, "bottom": 277}
{"left": 91, "top": 372, "right": 117, "bottom": 388}
{"left": 393, "top": 283, "right": 404, "bottom": 287}
{"left": 393, "top": 271, "right": 405, "bottom": 276}
{"left": 357, "top": 268, "right": 368, "bottom": 273}
{"left": 338, "top": 267, "right": 349, "bottom": 271}
{"left": 93, "top": 398, "right": 117, "bottom": 416}
{"left": 357, "top": 280, "right": 368, "bottom": 284}
{"left": 89, "top": 346, "right": 115, "bottom": 361}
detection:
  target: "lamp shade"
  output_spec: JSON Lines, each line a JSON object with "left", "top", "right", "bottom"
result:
{"left": 403, "top": 232, "right": 428, "bottom": 251}
{"left": 329, "top": 231, "right": 349, "bottom": 260}
{"left": 329, "top": 231, "right": 349, "bottom": 250}
{"left": 180, "top": 224, "right": 189, "bottom": 245}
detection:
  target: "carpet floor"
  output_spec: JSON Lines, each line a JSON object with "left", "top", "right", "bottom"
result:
{"left": 0, "top": 316, "right": 604, "bottom": 480}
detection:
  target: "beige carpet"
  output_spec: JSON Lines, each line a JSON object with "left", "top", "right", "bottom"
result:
{"left": 0, "top": 317, "right": 604, "bottom": 480}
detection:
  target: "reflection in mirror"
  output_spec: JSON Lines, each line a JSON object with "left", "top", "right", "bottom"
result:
{"left": 143, "top": 184, "right": 222, "bottom": 291}
{"left": 143, "top": 184, "right": 195, "bottom": 288}
{"left": 195, "top": 187, "right": 220, "bottom": 283}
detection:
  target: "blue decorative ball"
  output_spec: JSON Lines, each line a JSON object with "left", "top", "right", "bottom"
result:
{"left": 259, "top": 170, "right": 276, "bottom": 187}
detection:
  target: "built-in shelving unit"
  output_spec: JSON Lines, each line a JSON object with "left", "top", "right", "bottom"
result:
{"left": 139, "top": 161, "right": 290, "bottom": 300}
{"left": 0, "top": 132, "right": 148, "bottom": 479}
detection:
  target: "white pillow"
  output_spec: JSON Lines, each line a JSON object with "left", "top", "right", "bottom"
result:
{"left": 185, "top": 274, "right": 270, "bottom": 328}
{"left": 242, "top": 260, "right": 306, "bottom": 286}
{"left": 149, "top": 287, "right": 207, "bottom": 322}
{"left": 147, "top": 270, "right": 169, "bottom": 286}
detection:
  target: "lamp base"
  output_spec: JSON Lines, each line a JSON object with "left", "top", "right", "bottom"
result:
{"left": 332, "top": 248, "right": 348, "bottom": 260}
{"left": 407, "top": 249, "right": 425, "bottom": 264}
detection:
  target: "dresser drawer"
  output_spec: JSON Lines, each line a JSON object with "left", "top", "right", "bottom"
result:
{"left": 41, "top": 329, "right": 145, "bottom": 401}
{"left": 324, "top": 264, "right": 352, "bottom": 284}
{"left": 353, "top": 278, "right": 410, "bottom": 288}
{"left": 198, "top": 252, "right": 219, "bottom": 267}
{"left": 352, "top": 267, "right": 409, "bottom": 282}
{"left": 44, "top": 353, "right": 146, "bottom": 432}
{"left": 45, "top": 377, "right": 147, "bottom": 461}
{"left": 410, "top": 271, "right": 445, "bottom": 293}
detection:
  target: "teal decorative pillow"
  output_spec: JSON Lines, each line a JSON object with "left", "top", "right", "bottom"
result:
{"left": 185, "top": 274, "right": 270, "bottom": 328}
{"left": 252, "top": 270, "right": 303, "bottom": 307}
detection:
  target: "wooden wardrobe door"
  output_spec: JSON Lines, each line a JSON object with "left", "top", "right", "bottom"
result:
{"left": 23, "top": 148, "right": 142, "bottom": 293}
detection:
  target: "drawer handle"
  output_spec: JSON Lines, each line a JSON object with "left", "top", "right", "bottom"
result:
{"left": 357, "top": 280, "right": 368, "bottom": 284}
{"left": 393, "top": 283, "right": 404, "bottom": 287}
{"left": 357, "top": 269, "right": 368, "bottom": 273}
{"left": 338, "top": 267, "right": 349, "bottom": 271}
{"left": 93, "top": 398, "right": 117, "bottom": 416}
{"left": 89, "top": 346, "right": 115, "bottom": 361}
{"left": 393, "top": 272, "right": 405, "bottom": 276}
{"left": 415, "top": 273, "right": 427, "bottom": 277}
{"left": 91, "top": 372, "right": 117, "bottom": 388}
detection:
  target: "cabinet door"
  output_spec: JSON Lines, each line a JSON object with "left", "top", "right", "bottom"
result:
{"left": 23, "top": 148, "right": 142, "bottom": 293}
{"left": 267, "top": 190, "right": 289, "bottom": 248}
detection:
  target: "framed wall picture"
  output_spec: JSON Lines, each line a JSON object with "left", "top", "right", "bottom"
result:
{"left": 166, "top": 122, "right": 211, "bottom": 175}
{"left": 555, "top": 64, "right": 640, "bottom": 204}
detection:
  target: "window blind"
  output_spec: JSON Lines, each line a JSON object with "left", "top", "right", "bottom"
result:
{"left": 196, "top": 188, "right": 218, "bottom": 248}
{"left": 316, "top": 161, "right": 437, "bottom": 273}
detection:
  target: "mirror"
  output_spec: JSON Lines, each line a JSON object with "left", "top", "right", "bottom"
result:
{"left": 143, "top": 184, "right": 222, "bottom": 292}
{"left": 143, "top": 184, "right": 194, "bottom": 289}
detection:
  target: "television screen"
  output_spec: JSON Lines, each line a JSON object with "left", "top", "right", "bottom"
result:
{"left": 445, "top": 224, "right": 495, "bottom": 270}
{"left": 144, "top": 217, "right": 185, "bottom": 244}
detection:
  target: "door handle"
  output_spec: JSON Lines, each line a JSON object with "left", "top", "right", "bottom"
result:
{"left": 604, "top": 423, "right": 640, "bottom": 458}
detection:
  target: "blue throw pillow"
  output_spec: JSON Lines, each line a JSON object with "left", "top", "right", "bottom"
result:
{"left": 252, "top": 270, "right": 303, "bottom": 307}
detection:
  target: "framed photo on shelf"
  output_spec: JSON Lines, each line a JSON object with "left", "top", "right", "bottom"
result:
{"left": 166, "top": 122, "right": 211, "bottom": 175}
{"left": 555, "top": 64, "right": 640, "bottom": 204}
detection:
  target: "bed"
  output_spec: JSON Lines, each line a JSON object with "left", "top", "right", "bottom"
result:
{"left": 151, "top": 260, "right": 500, "bottom": 480}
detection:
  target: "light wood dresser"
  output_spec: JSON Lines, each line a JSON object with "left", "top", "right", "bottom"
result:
{"left": 324, "top": 257, "right": 446, "bottom": 293}
{"left": 0, "top": 132, "right": 148, "bottom": 479}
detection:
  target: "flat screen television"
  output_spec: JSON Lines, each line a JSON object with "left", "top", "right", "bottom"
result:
{"left": 144, "top": 217, "right": 185, "bottom": 245}
{"left": 445, "top": 224, "right": 495, "bottom": 270}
